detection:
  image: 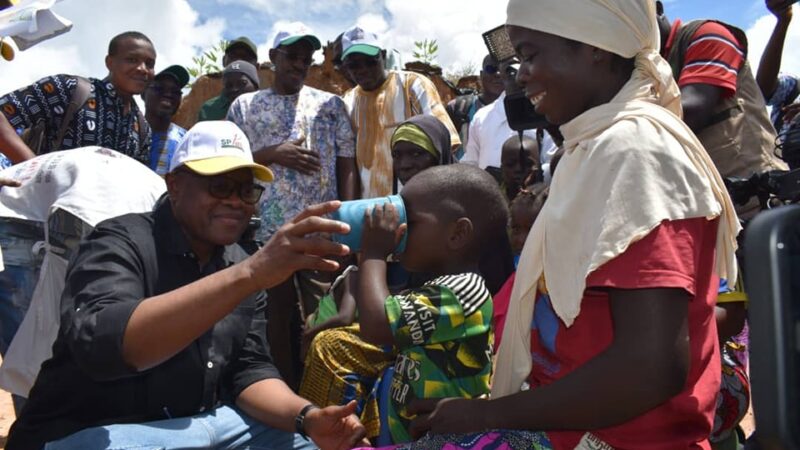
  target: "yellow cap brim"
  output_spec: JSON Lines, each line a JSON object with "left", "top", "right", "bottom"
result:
{"left": 183, "top": 156, "right": 274, "bottom": 182}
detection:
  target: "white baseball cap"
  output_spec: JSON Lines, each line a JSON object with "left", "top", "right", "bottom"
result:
{"left": 272, "top": 22, "right": 321, "bottom": 50}
{"left": 341, "top": 26, "right": 382, "bottom": 60}
{"left": 169, "top": 121, "right": 273, "bottom": 182}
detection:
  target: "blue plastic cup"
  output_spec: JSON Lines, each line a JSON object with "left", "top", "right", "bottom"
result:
{"left": 330, "top": 195, "right": 408, "bottom": 254}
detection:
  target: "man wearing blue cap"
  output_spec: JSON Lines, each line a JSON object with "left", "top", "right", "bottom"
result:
{"left": 227, "top": 21, "right": 358, "bottom": 388}
{"left": 144, "top": 64, "right": 190, "bottom": 175}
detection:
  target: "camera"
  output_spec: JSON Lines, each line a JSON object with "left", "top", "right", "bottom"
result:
{"left": 482, "top": 25, "right": 551, "bottom": 132}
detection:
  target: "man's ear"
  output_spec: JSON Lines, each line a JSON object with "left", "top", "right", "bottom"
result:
{"left": 165, "top": 172, "right": 183, "bottom": 201}
{"left": 447, "top": 217, "right": 474, "bottom": 252}
{"left": 105, "top": 54, "right": 113, "bottom": 73}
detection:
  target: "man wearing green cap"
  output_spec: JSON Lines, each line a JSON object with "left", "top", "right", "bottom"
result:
{"left": 198, "top": 37, "right": 260, "bottom": 122}
{"left": 143, "top": 64, "right": 190, "bottom": 175}
{"left": 339, "top": 26, "right": 460, "bottom": 199}
{"left": 227, "top": 21, "right": 357, "bottom": 388}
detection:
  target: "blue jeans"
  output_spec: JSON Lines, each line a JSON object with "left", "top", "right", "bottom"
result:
{"left": 0, "top": 218, "right": 45, "bottom": 355}
{"left": 44, "top": 404, "right": 318, "bottom": 450}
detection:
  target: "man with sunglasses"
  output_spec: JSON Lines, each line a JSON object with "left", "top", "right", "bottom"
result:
{"left": 446, "top": 54, "right": 505, "bottom": 157}
{"left": 7, "top": 121, "right": 368, "bottom": 450}
{"left": 228, "top": 22, "right": 358, "bottom": 388}
{"left": 144, "top": 65, "right": 189, "bottom": 175}
{"left": 340, "top": 25, "right": 460, "bottom": 199}
{"left": 461, "top": 59, "right": 543, "bottom": 175}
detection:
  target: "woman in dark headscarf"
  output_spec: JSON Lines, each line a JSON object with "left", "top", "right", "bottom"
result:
{"left": 391, "top": 114, "right": 453, "bottom": 191}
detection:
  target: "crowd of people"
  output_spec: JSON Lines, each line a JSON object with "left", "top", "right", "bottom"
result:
{"left": 0, "top": 0, "right": 798, "bottom": 449}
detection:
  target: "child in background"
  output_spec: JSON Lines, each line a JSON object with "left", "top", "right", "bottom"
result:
{"left": 500, "top": 134, "right": 541, "bottom": 201}
{"left": 301, "top": 165, "right": 508, "bottom": 444}
{"left": 494, "top": 184, "right": 548, "bottom": 351}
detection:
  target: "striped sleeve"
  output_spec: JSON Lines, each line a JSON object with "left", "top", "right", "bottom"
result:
{"left": 678, "top": 22, "right": 744, "bottom": 96}
{"left": 427, "top": 272, "right": 490, "bottom": 316}
{"left": 385, "top": 272, "right": 491, "bottom": 348}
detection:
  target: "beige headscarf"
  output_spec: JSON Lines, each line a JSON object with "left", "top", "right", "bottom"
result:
{"left": 492, "top": 0, "right": 740, "bottom": 397}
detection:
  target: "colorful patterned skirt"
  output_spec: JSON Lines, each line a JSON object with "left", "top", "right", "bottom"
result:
{"left": 299, "top": 325, "right": 396, "bottom": 439}
{"left": 357, "top": 430, "right": 554, "bottom": 450}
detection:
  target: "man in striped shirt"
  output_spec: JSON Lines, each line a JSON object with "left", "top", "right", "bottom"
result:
{"left": 656, "top": 1, "right": 785, "bottom": 187}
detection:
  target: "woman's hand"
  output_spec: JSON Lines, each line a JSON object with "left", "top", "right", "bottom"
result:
{"left": 407, "top": 397, "right": 490, "bottom": 439}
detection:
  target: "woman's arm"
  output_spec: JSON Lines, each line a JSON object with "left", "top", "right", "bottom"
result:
{"left": 411, "top": 287, "right": 690, "bottom": 435}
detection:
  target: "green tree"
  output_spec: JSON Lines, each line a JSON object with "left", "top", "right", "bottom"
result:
{"left": 412, "top": 38, "right": 439, "bottom": 66}
{"left": 186, "top": 40, "right": 228, "bottom": 86}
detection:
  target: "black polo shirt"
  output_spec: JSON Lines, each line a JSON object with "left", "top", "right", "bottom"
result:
{"left": 7, "top": 197, "right": 279, "bottom": 450}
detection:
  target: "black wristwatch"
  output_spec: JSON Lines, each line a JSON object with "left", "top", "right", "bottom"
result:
{"left": 295, "top": 404, "right": 319, "bottom": 439}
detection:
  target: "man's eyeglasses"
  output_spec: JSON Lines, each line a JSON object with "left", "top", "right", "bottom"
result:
{"left": 274, "top": 48, "right": 313, "bottom": 66}
{"left": 176, "top": 170, "right": 265, "bottom": 205}
{"left": 148, "top": 84, "right": 182, "bottom": 98}
{"left": 342, "top": 57, "right": 381, "bottom": 72}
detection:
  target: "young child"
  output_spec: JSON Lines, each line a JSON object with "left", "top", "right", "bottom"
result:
{"left": 300, "top": 164, "right": 508, "bottom": 444}
{"left": 494, "top": 184, "right": 548, "bottom": 350}
{"left": 301, "top": 114, "right": 453, "bottom": 347}
{"left": 500, "top": 134, "right": 541, "bottom": 201}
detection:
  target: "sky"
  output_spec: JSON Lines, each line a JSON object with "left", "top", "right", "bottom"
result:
{"left": 1, "top": 0, "right": 799, "bottom": 95}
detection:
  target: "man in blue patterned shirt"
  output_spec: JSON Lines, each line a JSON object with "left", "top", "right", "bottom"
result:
{"left": 0, "top": 31, "right": 154, "bottom": 166}
{"left": 227, "top": 22, "right": 357, "bottom": 388}
{"left": 143, "top": 65, "right": 189, "bottom": 175}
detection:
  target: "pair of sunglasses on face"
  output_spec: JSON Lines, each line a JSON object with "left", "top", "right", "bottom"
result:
{"left": 483, "top": 61, "right": 520, "bottom": 77}
{"left": 177, "top": 170, "right": 264, "bottom": 205}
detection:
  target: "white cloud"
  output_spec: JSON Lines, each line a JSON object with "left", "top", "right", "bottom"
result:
{"left": 380, "top": 0, "right": 506, "bottom": 75}
{"left": 0, "top": 0, "right": 225, "bottom": 95}
{"left": 211, "top": 0, "right": 505, "bottom": 75}
{"left": 746, "top": 8, "right": 800, "bottom": 77}
{"left": 355, "top": 13, "right": 388, "bottom": 35}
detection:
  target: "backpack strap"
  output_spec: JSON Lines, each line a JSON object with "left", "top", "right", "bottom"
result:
{"left": 53, "top": 76, "right": 92, "bottom": 150}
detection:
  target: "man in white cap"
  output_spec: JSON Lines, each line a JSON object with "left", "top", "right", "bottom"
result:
{"left": 339, "top": 25, "right": 459, "bottom": 198}
{"left": 227, "top": 22, "right": 358, "bottom": 388}
{"left": 6, "top": 121, "right": 367, "bottom": 450}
